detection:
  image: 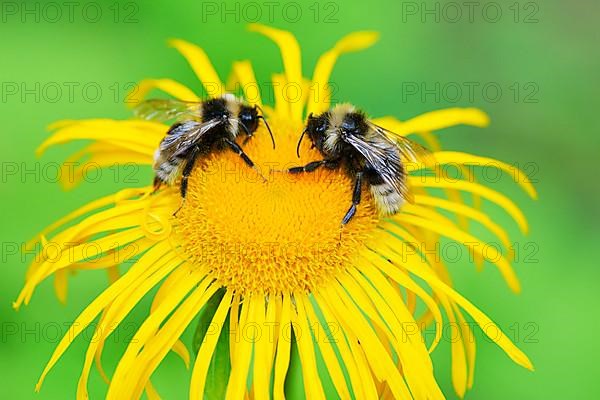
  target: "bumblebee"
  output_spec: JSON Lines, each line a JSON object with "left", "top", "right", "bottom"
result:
{"left": 134, "top": 94, "right": 275, "bottom": 212}
{"left": 290, "top": 103, "right": 432, "bottom": 225}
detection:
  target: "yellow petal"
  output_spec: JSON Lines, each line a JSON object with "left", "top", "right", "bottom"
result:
{"left": 440, "top": 296, "right": 468, "bottom": 398}
{"left": 252, "top": 295, "right": 271, "bottom": 400}
{"left": 107, "top": 265, "right": 120, "bottom": 284}
{"left": 433, "top": 151, "right": 538, "bottom": 199}
{"left": 94, "top": 339, "right": 110, "bottom": 385}
{"left": 172, "top": 340, "right": 191, "bottom": 369}
{"left": 273, "top": 295, "right": 292, "bottom": 400}
{"left": 229, "top": 294, "right": 240, "bottom": 365}
{"left": 58, "top": 145, "right": 153, "bottom": 190}
{"left": 123, "top": 283, "right": 219, "bottom": 399}
{"left": 339, "top": 272, "right": 440, "bottom": 399}
{"left": 168, "top": 39, "right": 225, "bottom": 97}
{"left": 227, "top": 60, "right": 263, "bottom": 108}
{"left": 35, "top": 241, "right": 175, "bottom": 391}
{"left": 393, "top": 253, "right": 534, "bottom": 371}
{"left": 292, "top": 296, "right": 326, "bottom": 400}
{"left": 72, "top": 238, "right": 154, "bottom": 272}
{"left": 414, "top": 195, "right": 511, "bottom": 249}
{"left": 453, "top": 304, "right": 477, "bottom": 390}
{"left": 347, "top": 267, "right": 432, "bottom": 361}
{"left": 107, "top": 269, "right": 212, "bottom": 398}
{"left": 130, "top": 78, "right": 200, "bottom": 104}
{"left": 17, "top": 229, "right": 148, "bottom": 308}
{"left": 25, "top": 188, "right": 149, "bottom": 250}
{"left": 403, "top": 203, "right": 457, "bottom": 226}
{"left": 359, "top": 247, "right": 443, "bottom": 353}
{"left": 396, "top": 214, "right": 521, "bottom": 292}
{"left": 318, "top": 287, "right": 414, "bottom": 399}
{"left": 77, "top": 252, "right": 179, "bottom": 399}
{"left": 373, "top": 108, "right": 489, "bottom": 138}
{"left": 145, "top": 381, "right": 161, "bottom": 400}
{"left": 413, "top": 131, "right": 472, "bottom": 232}
{"left": 190, "top": 290, "right": 233, "bottom": 399}
{"left": 312, "top": 293, "right": 367, "bottom": 399}
{"left": 248, "top": 24, "right": 303, "bottom": 120}
{"left": 410, "top": 177, "right": 529, "bottom": 234}
{"left": 53, "top": 269, "right": 68, "bottom": 304}
{"left": 345, "top": 332, "right": 380, "bottom": 398}
{"left": 307, "top": 31, "right": 379, "bottom": 116}
{"left": 271, "top": 74, "right": 290, "bottom": 119}
{"left": 302, "top": 298, "right": 352, "bottom": 400}
{"left": 37, "top": 119, "right": 163, "bottom": 158}
{"left": 225, "top": 298, "right": 254, "bottom": 400}
{"left": 267, "top": 297, "right": 280, "bottom": 367}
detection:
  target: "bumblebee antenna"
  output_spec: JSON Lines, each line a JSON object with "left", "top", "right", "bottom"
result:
{"left": 258, "top": 116, "right": 276, "bottom": 149}
{"left": 296, "top": 128, "right": 308, "bottom": 158}
{"left": 254, "top": 105, "right": 275, "bottom": 149}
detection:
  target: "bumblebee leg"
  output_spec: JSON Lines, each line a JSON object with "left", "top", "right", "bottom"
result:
{"left": 288, "top": 161, "right": 324, "bottom": 174}
{"left": 173, "top": 148, "right": 200, "bottom": 217}
{"left": 224, "top": 138, "right": 267, "bottom": 182}
{"left": 341, "top": 172, "right": 363, "bottom": 226}
{"left": 242, "top": 134, "right": 254, "bottom": 145}
{"left": 288, "top": 159, "right": 339, "bottom": 174}
{"left": 152, "top": 176, "right": 163, "bottom": 193}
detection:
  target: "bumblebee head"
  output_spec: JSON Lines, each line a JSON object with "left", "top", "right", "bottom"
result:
{"left": 238, "top": 105, "right": 259, "bottom": 134}
{"left": 238, "top": 104, "right": 275, "bottom": 149}
{"left": 297, "top": 113, "right": 330, "bottom": 157}
{"left": 306, "top": 112, "right": 329, "bottom": 135}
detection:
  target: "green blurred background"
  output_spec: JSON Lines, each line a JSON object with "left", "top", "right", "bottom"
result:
{"left": 1, "top": 0, "right": 598, "bottom": 398}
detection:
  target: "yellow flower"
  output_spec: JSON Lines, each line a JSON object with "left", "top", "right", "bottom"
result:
{"left": 16, "top": 24, "right": 536, "bottom": 399}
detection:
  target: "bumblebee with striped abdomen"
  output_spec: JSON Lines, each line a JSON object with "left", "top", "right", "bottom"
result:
{"left": 289, "top": 103, "right": 432, "bottom": 225}
{"left": 135, "top": 94, "right": 275, "bottom": 214}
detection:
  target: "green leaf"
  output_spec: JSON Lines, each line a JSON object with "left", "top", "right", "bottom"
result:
{"left": 192, "top": 288, "right": 230, "bottom": 399}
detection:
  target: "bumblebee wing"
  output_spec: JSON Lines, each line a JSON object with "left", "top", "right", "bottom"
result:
{"left": 369, "top": 122, "right": 435, "bottom": 167}
{"left": 161, "top": 119, "right": 222, "bottom": 158}
{"left": 344, "top": 132, "right": 413, "bottom": 204}
{"left": 134, "top": 99, "right": 203, "bottom": 122}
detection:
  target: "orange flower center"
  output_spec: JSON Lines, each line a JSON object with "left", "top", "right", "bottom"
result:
{"left": 175, "top": 115, "right": 379, "bottom": 294}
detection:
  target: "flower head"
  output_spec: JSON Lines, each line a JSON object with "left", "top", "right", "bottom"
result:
{"left": 16, "top": 24, "right": 536, "bottom": 399}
